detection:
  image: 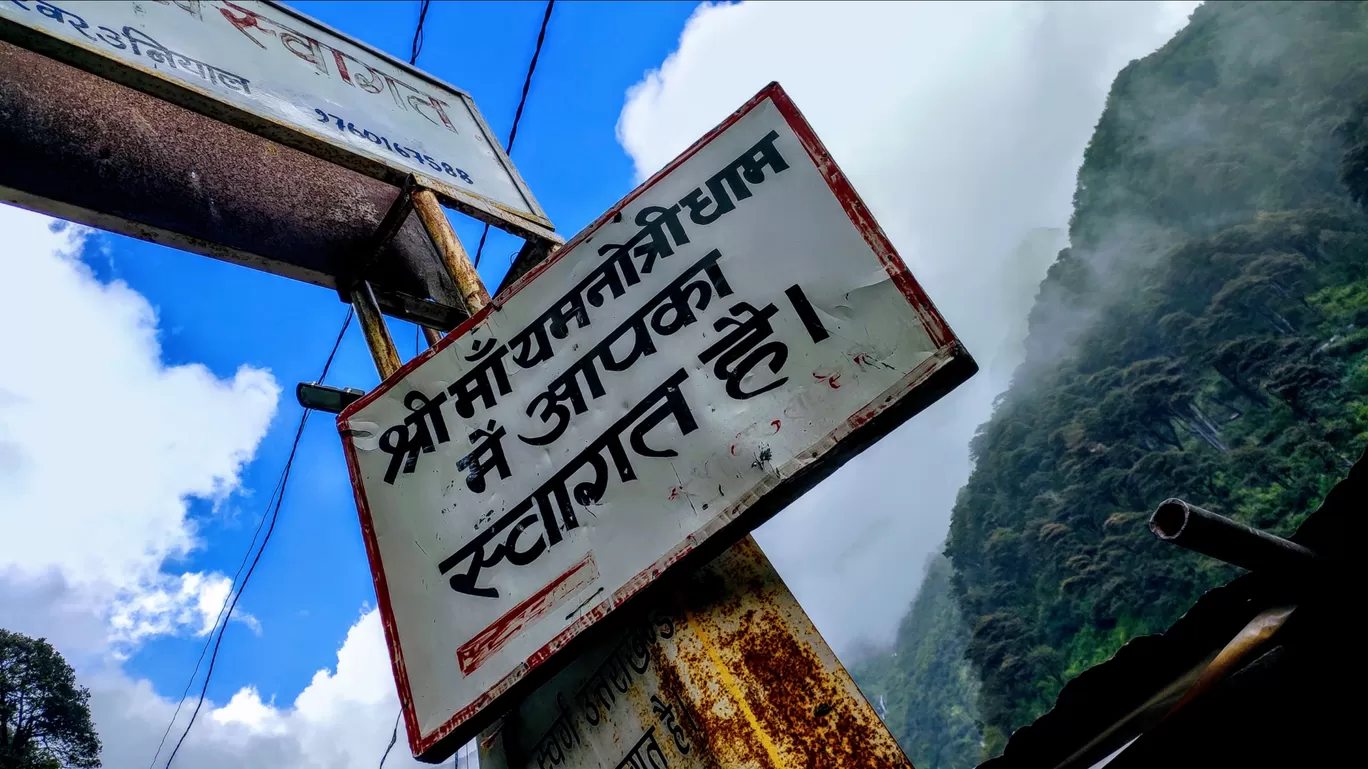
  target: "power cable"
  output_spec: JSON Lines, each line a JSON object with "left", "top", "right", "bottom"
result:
{"left": 379, "top": 710, "right": 401, "bottom": 768}
{"left": 409, "top": 0, "right": 433, "bottom": 361}
{"left": 410, "top": 0, "right": 432, "bottom": 65}
{"left": 472, "top": 0, "right": 556, "bottom": 270}
{"left": 377, "top": 1, "right": 443, "bottom": 759}
{"left": 377, "top": 3, "right": 556, "bottom": 762}
{"left": 157, "top": 308, "right": 354, "bottom": 768}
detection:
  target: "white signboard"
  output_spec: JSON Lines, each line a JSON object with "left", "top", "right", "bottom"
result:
{"left": 0, "top": 0, "right": 551, "bottom": 234}
{"left": 339, "top": 83, "right": 973, "bottom": 758}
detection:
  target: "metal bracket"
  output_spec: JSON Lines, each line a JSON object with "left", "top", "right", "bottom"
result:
{"left": 344, "top": 177, "right": 537, "bottom": 378}
{"left": 337, "top": 175, "right": 418, "bottom": 304}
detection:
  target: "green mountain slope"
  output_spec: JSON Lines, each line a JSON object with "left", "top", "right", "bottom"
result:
{"left": 947, "top": 0, "right": 1368, "bottom": 754}
{"left": 861, "top": 2, "right": 1368, "bottom": 764}
{"left": 849, "top": 556, "right": 982, "bottom": 769}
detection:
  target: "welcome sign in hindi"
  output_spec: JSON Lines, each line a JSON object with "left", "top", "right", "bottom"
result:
{"left": 338, "top": 83, "right": 974, "bottom": 756}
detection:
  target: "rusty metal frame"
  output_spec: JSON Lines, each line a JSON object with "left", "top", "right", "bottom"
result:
{"left": 344, "top": 175, "right": 502, "bottom": 378}
{"left": 0, "top": 0, "right": 559, "bottom": 246}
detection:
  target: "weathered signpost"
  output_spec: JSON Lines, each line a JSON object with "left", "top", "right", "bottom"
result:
{"left": 340, "top": 85, "right": 975, "bottom": 762}
{"left": 0, "top": 0, "right": 551, "bottom": 237}
{"left": 2, "top": 3, "right": 976, "bottom": 766}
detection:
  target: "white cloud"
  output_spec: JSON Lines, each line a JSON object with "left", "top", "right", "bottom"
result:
{"left": 107, "top": 571, "right": 259, "bottom": 647}
{"left": 0, "top": 204, "right": 439, "bottom": 767}
{"left": 0, "top": 203, "right": 279, "bottom": 647}
{"left": 89, "top": 609, "right": 431, "bottom": 769}
{"left": 212, "top": 686, "right": 287, "bottom": 733}
{"left": 617, "top": 0, "right": 1198, "bottom": 652}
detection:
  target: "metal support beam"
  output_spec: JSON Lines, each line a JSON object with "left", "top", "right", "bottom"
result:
{"left": 412, "top": 188, "right": 492, "bottom": 316}
{"left": 422, "top": 326, "right": 444, "bottom": 348}
{"left": 339, "top": 177, "right": 417, "bottom": 303}
{"left": 350, "top": 280, "right": 401, "bottom": 379}
{"left": 1149, "top": 498, "right": 1320, "bottom": 576}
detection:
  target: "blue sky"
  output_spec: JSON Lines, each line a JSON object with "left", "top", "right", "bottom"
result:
{"left": 113, "top": 0, "right": 703, "bottom": 709}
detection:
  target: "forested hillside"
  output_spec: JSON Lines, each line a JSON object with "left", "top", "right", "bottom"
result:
{"left": 856, "top": 1, "right": 1368, "bottom": 763}
{"left": 849, "top": 556, "right": 982, "bottom": 769}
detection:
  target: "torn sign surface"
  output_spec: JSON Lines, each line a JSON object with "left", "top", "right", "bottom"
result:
{"left": 338, "top": 82, "right": 974, "bottom": 759}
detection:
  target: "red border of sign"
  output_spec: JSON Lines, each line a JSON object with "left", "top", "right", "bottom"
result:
{"left": 338, "top": 82, "right": 965, "bottom": 759}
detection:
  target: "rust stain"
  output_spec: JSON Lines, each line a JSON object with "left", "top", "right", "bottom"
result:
{"left": 731, "top": 609, "right": 909, "bottom": 769}
{"left": 660, "top": 538, "right": 911, "bottom": 769}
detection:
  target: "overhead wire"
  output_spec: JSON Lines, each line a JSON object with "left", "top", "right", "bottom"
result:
{"left": 378, "top": 1, "right": 441, "bottom": 762}
{"left": 380, "top": 4, "right": 556, "bottom": 764}
{"left": 409, "top": 0, "right": 432, "bottom": 65}
{"left": 155, "top": 307, "right": 355, "bottom": 769}
{"left": 411, "top": 0, "right": 433, "bottom": 360}
{"left": 471, "top": 0, "right": 556, "bottom": 270}
{"left": 152, "top": 3, "right": 436, "bottom": 766}
{"left": 378, "top": 710, "right": 401, "bottom": 768}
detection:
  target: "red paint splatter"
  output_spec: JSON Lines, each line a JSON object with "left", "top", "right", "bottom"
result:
{"left": 770, "top": 419, "right": 782, "bottom": 434}
{"left": 813, "top": 371, "right": 843, "bottom": 390}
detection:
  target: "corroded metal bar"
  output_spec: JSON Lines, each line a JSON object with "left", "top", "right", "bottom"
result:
{"left": 339, "top": 177, "right": 417, "bottom": 302}
{"left": 422, "top": 326, "right": 443, "bottom": 348}
{"left": 0, "top": 41, "right": 469, "bottom": 324}
{"left": 477, "top": 536, "right": 912, "bottom": 769}
{"left": 1149, "top": 499, "right": 1319, "bottom": 575}
{"left": 412, "top": 188, "right": 492, "bottom": 316}
{"left": 350, "top": 280, "right": 401, "bottom": 379}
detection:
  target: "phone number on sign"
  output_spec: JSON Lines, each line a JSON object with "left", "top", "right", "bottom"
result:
{"left": 314, "top": 109, "right": 475, "bottom": 185}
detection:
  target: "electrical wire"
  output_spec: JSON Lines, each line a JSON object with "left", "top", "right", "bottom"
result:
{"left": 379, "top": 710, "right": 401, "bottom": 768}
{"left": 410, "top": 0, "right": 432, "bottom": 65}
{"left": 377, "top": 4, "right": 557, "bottom": 763}
{"left": 472, "top": 0, "right": 556, "bottom": 270}
{"left": 375, "top": 2, "right": 444, "bottom": 760}
{"left": 155, "top": 308, "right": 354, "bottom": 769}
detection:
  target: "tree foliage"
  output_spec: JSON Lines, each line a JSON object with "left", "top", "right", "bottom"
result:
{"left": 866, "top": 2, "right": 1368, "bottom": 764}
{"left": 0, "top": 630, "right": 101, "bottom": 769}
{"left": 849, "top": 556, "right": 983, "bottom": 769}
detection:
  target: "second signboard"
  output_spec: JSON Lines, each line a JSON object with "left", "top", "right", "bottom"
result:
{"left": 339, "top": 83, "right": 976, "bottom": 758}
{"left": 0, "top": 0, "right": 552, "bottom": 238}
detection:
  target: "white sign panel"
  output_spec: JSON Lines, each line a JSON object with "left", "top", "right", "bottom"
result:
{"left": 0, "top": 0, "right": 550, "bottom": 232}
{"left": 339, "top": 83, "right": 973, "bottom": 758}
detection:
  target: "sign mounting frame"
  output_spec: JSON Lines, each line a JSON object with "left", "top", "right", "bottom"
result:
{"left": 0, "top": 0, "right": 556, "bottom": 244}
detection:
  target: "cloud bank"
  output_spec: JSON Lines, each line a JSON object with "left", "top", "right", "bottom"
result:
{"left": 0, "top": 203, "right": 429, "bottom": 767}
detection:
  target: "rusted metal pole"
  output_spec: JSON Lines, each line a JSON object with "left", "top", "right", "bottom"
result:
{"left": 476, "top": 536, "right": 912, "bottom": 769}
{"left": 349, "top": 280, "right": 401, "bottom": 379}
{"left": 1149, "top": 498, "right": 1319, "bottom": 575}
{"left": 412, "top": 188, "right": 492, "bottom": 316}
{"left": 422, "top": 325, "right": 443, "bottom": 348}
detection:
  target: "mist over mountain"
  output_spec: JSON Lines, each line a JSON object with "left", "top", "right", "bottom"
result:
{"left": 852, "top": 2, "right": 1368, "bottom": 764}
